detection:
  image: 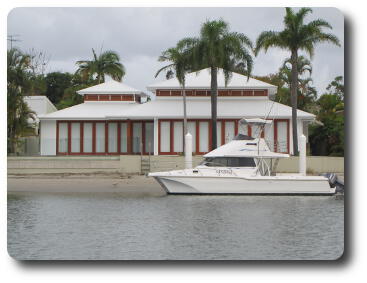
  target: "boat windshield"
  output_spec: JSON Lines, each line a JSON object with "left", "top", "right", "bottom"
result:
{"left": 201, "top": 157, "right": 256, "bottom": 167}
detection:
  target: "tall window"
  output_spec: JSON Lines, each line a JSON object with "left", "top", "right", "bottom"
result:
{"left": 199, "top": 121, "right": 209, "bottom": 153}
{"left": 173, "top": 121, "right": 183, "bottom": 153}
{"left": 276, "top": 121, "right": 288, "bottom": 153}
{"left": 71, "top": 122, "right": 81, "bottom": 153}
{"left": 224, "top": 121, "right": 235, "bottom": 143}
{"left": 160, "top": 121, "right": 170, "bottom": 153}
{"left": 120, "top": 122, "right": 128, "bottom": 153}
{"left": 187, "top": 121, "right": 196, "bottom": 153}
{"left": 58, "top": 122, "right": 68, "bottom": 153}
{"left": 108, "top": 123, "right": 118, "bottom": 153}
{"left": 96, "top": 122, "right": 105, "bottom": 153}
{"left": 145, "top": 122, "right": 154, "bottom": 154}
{"left": 217, "top": 122, "right": 222, "bottom": 146}
{"left": 83, "top": 123, "right": 93, "bottom": 153}
{"left": 132, "top": 122, "right": 142, "bottom": 153}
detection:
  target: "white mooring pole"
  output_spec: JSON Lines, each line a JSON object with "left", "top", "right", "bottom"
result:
{"left": 299, "top": 134, "right": 307, "bottom": 176}
{"left": 185, "top": 133, "right": 193, "bottom": 169}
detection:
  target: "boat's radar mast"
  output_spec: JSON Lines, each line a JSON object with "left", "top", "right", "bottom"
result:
{"left": 239, "top": 118, "right": 274, "bottom": 154}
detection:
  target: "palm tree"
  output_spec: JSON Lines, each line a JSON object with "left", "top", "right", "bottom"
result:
{"left": 279, "top": 55, "right": 313, "bottom": 87}
{"left": 155, "top": 46, "right": 191, "bottom": 148}
{"left": 7, "top": 48, "right": 36, "bottom": 153}
{"left": 254, "top": 7, "right": 340, "bottom": 155}
{"left": 282, "top": 56, "right": 312, "bottom": 79}
{"left": 76, "top": 48, "right": 125, "bottom": 83}
{"left": 179, "top": 19, "right": 253, "bottom": 150}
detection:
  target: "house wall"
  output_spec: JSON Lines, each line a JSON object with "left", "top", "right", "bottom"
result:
{"left": 39, "top": 117, "right": 294, "bottom": 156}
{"left": 40, "top": 120, "right": 56, "bottom": 155}
{"left": 157, "top": 118, "right": 290, "bottom": 155}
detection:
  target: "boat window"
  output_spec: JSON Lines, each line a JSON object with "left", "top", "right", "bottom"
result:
{"left": 202, "top": 157, "right": 256, "bottom": 167}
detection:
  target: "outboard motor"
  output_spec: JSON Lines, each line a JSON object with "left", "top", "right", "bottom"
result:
{"left": 320, "top": 173, "right": 344, "bottom": 193}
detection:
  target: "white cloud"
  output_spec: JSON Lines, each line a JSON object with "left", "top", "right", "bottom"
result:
{"left": 8, "top": 7, "right": 344, "bottom": 95}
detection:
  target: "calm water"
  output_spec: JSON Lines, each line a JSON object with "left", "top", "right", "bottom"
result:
{"left": 7, "top": 193, "right": 344, "bottom": 260}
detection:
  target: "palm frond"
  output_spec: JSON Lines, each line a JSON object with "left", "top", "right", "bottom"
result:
{"left": 254, "top": 31, "right": 283, "bottom": 55}
{"left": 154, "top": 64, "right": 175, "bottom": 78}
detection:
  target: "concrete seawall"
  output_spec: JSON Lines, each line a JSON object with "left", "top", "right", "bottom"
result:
{"left": 8, "top": 155, "right": 344, "bottom": 175}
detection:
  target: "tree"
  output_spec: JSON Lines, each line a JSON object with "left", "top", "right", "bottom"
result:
{"left": 308, "top": 75, "right": 344, "bottom": 156}
{"left": 45, "top": 72, "right": 74, "bottom": 104}
{"left": 26, "top": 74, "right": 47, "bottom": 96}
{"left": 254, "top": 56, "right": 317, "bottom": 112}
{"left": 178, "top": 19, "right": 253, "bottom": 149}
{"left": 278, "top": 56, "right": 317, "bottom": 111}
{"left": 24, "top": 48, "right": 50, "bottom": 96}
{"left": 279, "top": 55, "right": 312, "bottom": 87}
{"left": 27, "top": 48, "right": 50, "bottom": 76}
{"left": 255, "top": 7, "right": 340, "bottom": 155}
{"left": 326, "top": 75, "right": 344, "bottom": 100}
{"left": 56, "top": 85, "right": 84, "bottom": 109}
{"left": 76, "top": 48, "right": 125, "bottom": 83}
{"left": 282, "top": 56, "right": 312, "bottom": 77}
{"left": 56, "top": 73, "right": 95, "bottom": 109}
{"left": 7, "top": 48, "right": 36, "bottom": 153}
{"left": 155, "top": 46, "right": 192, "bottom": 148}
{"left": 309, "top": 92, "right": 344, "bottom": 156}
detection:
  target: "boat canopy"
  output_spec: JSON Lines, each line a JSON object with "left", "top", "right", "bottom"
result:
{"left": 239, "top": 118, "right": 273, "bottom": 126}
{"left": 204, "top": 137, "right": 289, "bottom": 158}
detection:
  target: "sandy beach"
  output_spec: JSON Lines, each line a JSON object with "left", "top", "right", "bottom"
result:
{"left": 7, "top": 173, "right": 166, "bottom": 196}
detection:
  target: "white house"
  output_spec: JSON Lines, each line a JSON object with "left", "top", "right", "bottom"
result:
{"left": 39, "top": 68, "right": 315, "bottom": 156}
{"left": 24, "top": 95, "right": 57, "bottom": 134}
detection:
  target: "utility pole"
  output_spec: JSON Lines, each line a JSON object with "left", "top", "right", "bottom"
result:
{"left": 7, "top": 34, "right": 21, "bottom": 49}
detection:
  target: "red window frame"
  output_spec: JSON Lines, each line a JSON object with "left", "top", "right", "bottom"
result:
{"left": 56, "top": 120, "right": 154, "bottom": 155}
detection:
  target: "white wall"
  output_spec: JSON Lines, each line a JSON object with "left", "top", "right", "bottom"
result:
{"left": 40, "top": 120, "right": 56, "bottom": 155}
{"left": 154, "top": 118, "right": 159, "bottom": 155}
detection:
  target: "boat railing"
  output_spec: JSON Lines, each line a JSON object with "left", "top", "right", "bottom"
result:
{"left": 255, "top": 158, "right": 272, "bottom": 176}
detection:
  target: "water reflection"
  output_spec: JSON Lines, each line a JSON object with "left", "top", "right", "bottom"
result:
{"left": 8, "top": 193, "right": 344, "bottom": 260}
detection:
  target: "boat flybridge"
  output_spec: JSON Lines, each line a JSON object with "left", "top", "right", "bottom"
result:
{"left": 149, "top": 118, "right": 338, "bottom": 195}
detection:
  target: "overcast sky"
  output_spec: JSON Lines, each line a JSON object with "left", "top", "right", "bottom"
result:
{"left": 7, "top": 7, "right": 344, "bottom": 95}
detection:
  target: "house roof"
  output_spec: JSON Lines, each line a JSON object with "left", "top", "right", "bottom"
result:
{"left": 147, "top": 68, "right": 277, "bottom": 94}
{"left": 39, "top": 99, "right": 315, "bottom": 120}
{"left": 24, "top": 96, "right": 57, "bottom": 114}
{"left": 38, "top": 102, "right": 134, "bottom": 120}
{"left": 77, "top": 80, "right": 146, "bottom": 95}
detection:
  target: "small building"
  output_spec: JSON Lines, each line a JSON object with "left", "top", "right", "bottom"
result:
{"left": 24, "top": 95, "right": 57, "bottom": 134}
{"left": 18, "top": 96, "right": 57, "bottom": 155}
{"left": 39, "top": 68, "right": 315, "bottom": 156}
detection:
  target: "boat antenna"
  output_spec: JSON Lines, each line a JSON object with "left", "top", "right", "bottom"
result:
{"left": 256, "top": 98, "right": 276, "bottom": 155}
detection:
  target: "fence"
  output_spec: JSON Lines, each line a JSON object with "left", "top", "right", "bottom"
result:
{"left": 7, "top": 155, "right": 344, "bottom": 175}
{"left": 15, "top": 136, "right": 40, "bottom": 156}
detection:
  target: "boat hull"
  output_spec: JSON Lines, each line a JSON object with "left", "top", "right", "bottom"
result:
{"left": 153, "top": 175, "right": 336, "bottom": 195}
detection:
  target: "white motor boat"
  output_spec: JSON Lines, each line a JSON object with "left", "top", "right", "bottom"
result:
{"left": 149, "top": 119, "right": 338, "bottom": 195}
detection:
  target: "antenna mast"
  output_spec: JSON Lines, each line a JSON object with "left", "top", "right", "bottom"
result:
{"left": 7, "top": 34, "right": 21, "bottom": 49}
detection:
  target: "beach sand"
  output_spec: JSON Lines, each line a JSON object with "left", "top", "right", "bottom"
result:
{"left": 7, "top": 173, "right": 166, "bottom": 196}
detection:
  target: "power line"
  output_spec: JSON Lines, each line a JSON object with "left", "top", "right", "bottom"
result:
{"left": 7, "top": 34, "right": 21, "bottom": 49}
